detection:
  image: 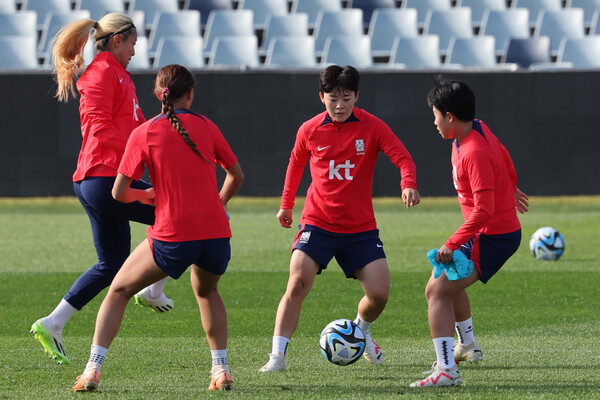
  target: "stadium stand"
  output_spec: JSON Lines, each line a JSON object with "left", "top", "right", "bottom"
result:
{"left": 423, "top": 8, "right": 474, "bottom": 56}
{"left": 534, "top": 8, "right": 586, "bottom": 55}
{"left": 456, "top": 0, "right": 507, "bottom": 29}
{"left": 368, "top": 8, "right": 418, "bottom": 59}
{"left": 321, "top": 35, "right": 372, "bottom": 68}
{"left": 389, "top": 35, "right": 443, "bottom": 69}
{"left": 264, "top": 35, "right": 316, "bottom": 67}
{"left": 348, "top": 0, "right": 396, "bottom": 29}
{"left": 208, "top": 35, "right": 259, "bottom": 68}
{"left": 480, "top": 8, "right": 531, "bottom": 57}
{"left": 153, "top": 36, "right": 205, "bottom": 68}
{"left": 238, "top": 0, "right": 288, "bottom": 31}
{"left": 0, "top": 36, "right": 38, "bottom": 69}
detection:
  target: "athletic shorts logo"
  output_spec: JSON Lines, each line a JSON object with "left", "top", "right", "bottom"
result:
{"left": 299, "top": 231, "right": 311, "bottom": 244}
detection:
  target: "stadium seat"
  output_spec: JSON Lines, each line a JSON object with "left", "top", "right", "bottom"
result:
{"left": 76, "top": 0, "right": 125, "bottom": 21}
{"left": 183, "top": 0, "right": 233, "bottom": 29}
{"left": 203, "top": 10, "right": 255, "bottom": 55}
{"left": 147, "top": 11, "right": 201, "bottom": 55}
{"left": 0, "top": 11, "right": 38, "bottom": 41}
{"left": 389, "top": 35, "right": 442, "bottom": 69}
{"left": 128, "top": 10, "right": 146, "bottom": 37}
{"left": 38, "top": 10, "right": 91, "bottom": 62}
{"left": 130, "top": 0, "right": 179, "bottom": 31}
{"left": 480, "top": 9, "right": 531, "bottom": 56}
{"left": 402, "top": 0, "right": 451, "bottom": 29}
{"left": 24, "top": 0, "right": 72, "bottom": 29}
{"left": 566, "top": 0, "right": 600, "bottom": 29}
{"left": 290, "top": 0, "right": 342, "bottom": 29}
{"left": 503, "top": 36, "right": 551, "bottom": 67}
{"left": 534, "top": 9, "right": 585, "bottom": 55}
{"left": 238, "top": 0, "right": 288, "bottom": 31}
{"left": 313, "top": 9, "right": 364, "bottom": 54}
{"left": 261, "top": 13, "right": 309, "bottom": 54}
{"left": 591, "top": 9, "right": 600, "bottom": 34}
{"left": 446, "top": 36, "right": 516, "bottom": 69}
{"left": 0, "top": 36, "right": 38, "bottom": 69}
{"left": 557, "top": 36, "right": 600, "bottom": 68}
{"left": 128, "top": 35, "right": 150, "bottom": 69}
{"left": 264, "top": 35, "right": 316, "bottom": 67}
{"left": 320, "top": 35, "right": 372, "bottom": 68}
{"left": 208, "top": 35, "right": 259, "bottom": 68}
{"left": 456, "top": 0, "right": 507, "bottom": 29}
{"left": 423, "top": 8, "right": 474, "bottom": 56}
{"left": 348, "top": 0, "right": 396, "bottom": 29}
{"left": 153, "top": 36, "right": 205, "bottom": 68}
{"left": 512, "top": 0, "right": 563, "bottom": 28}
{"left": 368, "top": 8, "right": 418, "bottom": 59}
{"left": 0, "top": 0, "right": 16, "bottom": 13}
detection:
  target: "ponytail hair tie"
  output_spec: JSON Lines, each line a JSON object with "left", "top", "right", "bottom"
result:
{"left": 160, "top": 87, "right": 170, "bottom": 100}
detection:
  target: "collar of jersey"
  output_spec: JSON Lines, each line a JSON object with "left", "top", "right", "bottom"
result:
{"left": 321, "top": 112, "right": 360, "bottom": 126}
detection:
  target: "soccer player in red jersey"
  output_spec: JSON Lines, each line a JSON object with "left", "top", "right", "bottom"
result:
{"left": 31, "top": 13, "right": 176, "bottom": 366}
{"left": 410, "top": 79, "right": 529, "bottom": 388}
{"left": 260, "top": 65, "right": 420, "bottom": 372}
{"left": 72, "top": 64, "right": 244, "bottom": 392}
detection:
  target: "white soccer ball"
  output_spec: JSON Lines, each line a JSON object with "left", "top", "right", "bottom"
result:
{"left": 319, "top": 319, "right": 365, "bottom": 366}
{"left": 529, "top": 227, "right": 565, "bottom": 261}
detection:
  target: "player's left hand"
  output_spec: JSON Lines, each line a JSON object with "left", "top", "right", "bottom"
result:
{"left": 514, "top": 187, "right": 529, "bottom": 214}
{"left": 402, "top": 188, "right": 421, "bottom": 208}
{"left": 436, "top": 245, "right": 454, "bottom": 264}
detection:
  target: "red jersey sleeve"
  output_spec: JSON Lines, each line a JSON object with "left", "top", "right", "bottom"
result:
{"left": 281, "top": 123, "right": 310, "bottom": 210}
{"left": 118, "top": 126, "right": 147, "bottom": 181}
{"left": 445, "top": 189, "right": 494, "bottom": 250}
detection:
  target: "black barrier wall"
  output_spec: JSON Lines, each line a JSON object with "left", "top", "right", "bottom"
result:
{"left": 1, "top": 70, "right": 598, "bottom": 197}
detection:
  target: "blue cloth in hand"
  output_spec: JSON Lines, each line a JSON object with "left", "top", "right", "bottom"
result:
{"left": 427, "top": 249, "right": 474, "bottom": 281}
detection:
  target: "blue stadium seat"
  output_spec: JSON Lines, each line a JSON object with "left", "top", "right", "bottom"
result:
{"left": 38, "top": 10, "right": 91, "bottom": 62}
{"left": 348, "top": 0, "right": 396, "bottom": 29}
{"left": 368, "top": 8, "right": 418, "bottom": 58}
{"left": 25, "top": 0, "right": 72, "bottom": 29}
{"left": 512, "top": 0, "right": 563, "bottom": 28}
{"left": 203, "top": 9, "right": 255, "bottom": 55}
{"left": 261, "top": 13, "right": 309, "bottom": 53}
{"left": 0, "top": 36, "right": 38, "bottom": 69}
{"left": 0, "top": 0, "right": 16, "bottom": 13}
{"left": 184, "top": 0, "right": 233, "bottom": 29}
{"left": 0, "top": 11, "right": 37, "bottom": 40}
{"left": 557, "top": 36, "right": 600, "bottom": 68}
{"left": 480, "top": 9, "right": 531, "bottom": 56}
{"left": 130, "top": 0, "right": 179, "bottom": 30}
{"left": 321, "top": 35, "right": 372, "bottom": 68}
{"left": 153, "top": 36, "right": 205, "bottom": 68}
{"left": 76, "top": 0, "right": 125, "bottom": 21}
{"left": 208, "top": 35, "right": 259, "bottom": 68}
{"left": 264, "top": 36, "right": 316, "bottom": 67}
{"left": 313, "top": 9, "right": 364, "bottom": 54}
{"left": 147, "top": 11, "right": 201, "bottom": 55}
{"left": 238, "top": 0, "right": 288, "bottom": 31}
{"left": 566, "top": 0, "right": 600, "bottom": 28}
{"left": 389, "top": 35, "right": 442, "bottom": 69}
{"left": 423, "top": 8, "right": 474, "bottom": 56}
{"left": 456, "top": 0, "right": 507, "bottom": 29}
{"left": 534, "top": 8, "right": 585, "bottom": 55}
{"left": 290, "top": 0, "right": 342, "bottom": 29}
{"left": 503, "top": 36, "right": 551, "bottom": 67}
{"left": 402, "top": 0, "right": 451, "bottom": 29}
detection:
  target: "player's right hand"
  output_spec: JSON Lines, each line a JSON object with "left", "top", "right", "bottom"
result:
{"left": 277, "top": 209, "right": 293, "bottom": 228}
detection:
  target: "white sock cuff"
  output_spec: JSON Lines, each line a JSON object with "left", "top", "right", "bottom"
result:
{"left": 272, "top": 336, "right": 290, "bottom": 356}
{"left": 211, "top": 349, "right": 228, "bottom": 366}
{"left": 432, "top": 337, "right": 455, "bottom": 370}
{"left": 354, "top": 314, "right": 373, "bottom": 333}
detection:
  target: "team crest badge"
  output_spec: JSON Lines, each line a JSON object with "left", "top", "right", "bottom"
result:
{"left": 299, "top": 231, "right": 311, "bottom": 244}
{"left": 355, "top": 139, "right": 365, "bottom": 155}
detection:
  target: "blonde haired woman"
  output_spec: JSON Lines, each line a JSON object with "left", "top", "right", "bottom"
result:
{"left": 31, "top": 13, "right": 173, "bottom": 366}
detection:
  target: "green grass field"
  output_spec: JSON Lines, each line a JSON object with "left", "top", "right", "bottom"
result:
{"left": 0, "top": 196, "right": 599, "bottom": 399}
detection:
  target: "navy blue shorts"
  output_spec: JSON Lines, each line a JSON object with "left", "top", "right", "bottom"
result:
{"left": 458, "top": 230, "right": 521, "bottom": 283}
{"left": 150, "top": 237, "right": 231, "bottom": 279}
{"left": 292, "top": 224, "right": 386, "bottom": 279}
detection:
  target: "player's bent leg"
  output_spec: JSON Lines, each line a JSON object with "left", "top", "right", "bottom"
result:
{"left": 355, "top": 259, "right": 389, "bottom": 365}
{"left": 260, "top": 251, "right": 319, "bottom": 372}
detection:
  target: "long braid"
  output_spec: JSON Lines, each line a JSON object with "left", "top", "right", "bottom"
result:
{"left": 161, "top": 89, "right": 213, "bottom": 166}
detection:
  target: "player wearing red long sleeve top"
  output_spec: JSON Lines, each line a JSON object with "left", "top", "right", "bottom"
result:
{"left": 410, "top": 79, "right": 529, "bottom": 389}
{"left": 74, "top": 51, "right": 145, "bottom": 181}
{"left": 444, "top": 119, "right": 521, "bottom": 251}
{"left": 260, "top": 66, "right": 420, "bottom": 374}
{"left": 281, "top": 107, "right": 417, "bottom": 233}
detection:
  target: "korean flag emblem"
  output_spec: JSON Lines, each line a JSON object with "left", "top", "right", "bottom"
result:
{"left": 355, "top": 139, "right": 365, "bottom": 154}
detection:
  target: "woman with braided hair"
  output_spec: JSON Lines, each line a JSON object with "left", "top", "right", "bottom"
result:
{"left": 31, "top": 13, "right": 174, "bottom": 367}
{"left": 72, "top": 64, "right": 244, "bottom": 392}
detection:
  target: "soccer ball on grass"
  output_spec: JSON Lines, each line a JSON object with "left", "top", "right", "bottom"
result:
{"left": 529, "top": 227, "right": 565, "bottom": 261}
{"left": 319, "top": 319, "right": 365, "bottom": 366}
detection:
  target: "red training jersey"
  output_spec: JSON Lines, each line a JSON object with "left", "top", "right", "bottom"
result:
{"left": 281, "top": 107, "right": 417, "bottom": 233}
{"left": 118, "top": 110, "right": 238, "bottom": 242}
{"left": 445, "top": 120, "right": 520, "bottom": 250}
{"left": 73, "top": 52, "right": 145, "bottom": 182}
